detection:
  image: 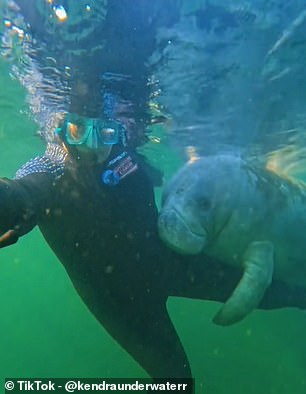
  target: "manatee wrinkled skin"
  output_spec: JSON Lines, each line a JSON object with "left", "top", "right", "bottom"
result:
{"left": 158, "top": 154, "right": 306, "bottom": 325}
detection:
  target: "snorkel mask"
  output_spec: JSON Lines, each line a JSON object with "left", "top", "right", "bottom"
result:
{"left": 56, "top": 113, "right": 126, "bottom": 149}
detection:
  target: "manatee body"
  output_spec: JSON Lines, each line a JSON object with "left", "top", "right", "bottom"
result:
{"left": 158, "top": 154, "right": 306, "bottom": 325}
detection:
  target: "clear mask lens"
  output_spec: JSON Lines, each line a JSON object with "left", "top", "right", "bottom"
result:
{"left": 66, "top": 121, "right": 88, "bottom": 143}
{"left": 99, "top": 127, "right": 119, "bottom": 145}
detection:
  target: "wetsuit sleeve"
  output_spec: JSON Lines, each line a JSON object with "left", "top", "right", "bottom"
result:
{"left": 0, "top": 143, "right": 67, "bottom": 248}
{"left": 0, "top": 172, "right": 55, "bottom": 248}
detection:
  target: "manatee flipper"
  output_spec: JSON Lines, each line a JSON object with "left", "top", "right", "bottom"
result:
{"left": 213, "top": 241, "right": 274, "bottom": 326}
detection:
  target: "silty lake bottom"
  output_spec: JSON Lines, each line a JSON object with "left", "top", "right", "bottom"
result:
{"left": 0, "top": 16, "right": 306, "bottom": 394}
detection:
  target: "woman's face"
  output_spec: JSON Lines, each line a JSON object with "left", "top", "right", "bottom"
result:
{"left": 73, "top": 144, "right": 113, "bottom": 164}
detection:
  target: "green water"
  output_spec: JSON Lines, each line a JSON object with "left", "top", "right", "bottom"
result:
{"left": 0, "top": 60, "right": 306, "bottom": 394}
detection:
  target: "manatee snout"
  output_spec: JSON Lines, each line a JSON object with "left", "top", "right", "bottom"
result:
{"left": 158, "top": 208, "right": 206, "bottom": 255}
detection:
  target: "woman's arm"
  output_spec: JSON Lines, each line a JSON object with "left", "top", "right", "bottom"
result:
{"left": 0, "top": 144, "right": 67, "bottom": 248}
{"left": 0, "top": 172, "right": 55, "bottom": 248}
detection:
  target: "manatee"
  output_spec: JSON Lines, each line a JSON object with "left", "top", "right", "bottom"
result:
{"left": 158, "top": 154, "right": 306, "bottom": 326}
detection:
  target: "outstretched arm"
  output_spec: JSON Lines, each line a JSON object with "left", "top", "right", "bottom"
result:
{"left": 0, "top": 172, "right": 55, "bottom": 248}
{"left": 0, "top": 144, "right": 67, "bottom": 248}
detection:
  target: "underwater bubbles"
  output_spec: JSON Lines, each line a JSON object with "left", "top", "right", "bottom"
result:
{"left": 52, "top": 5, "right": 68, "bottom": 23}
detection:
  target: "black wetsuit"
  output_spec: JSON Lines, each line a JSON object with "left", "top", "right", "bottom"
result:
{"left": 0, "top": 146, "right": 306, "bottom": 381}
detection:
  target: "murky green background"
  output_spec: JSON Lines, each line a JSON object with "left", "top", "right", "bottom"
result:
{"left": 0, "top": 56, "right": 306, "bottom": 394}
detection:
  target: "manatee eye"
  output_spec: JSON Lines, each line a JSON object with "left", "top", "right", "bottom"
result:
{"left": 175, "top": 186, "right": 186, "bottom": 196}
{"left": 198, "top": 197, "right": 211, "bottom": 210}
